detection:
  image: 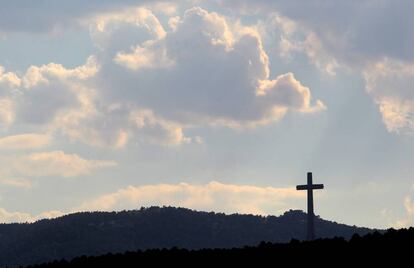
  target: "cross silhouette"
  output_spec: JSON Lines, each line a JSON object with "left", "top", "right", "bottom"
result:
{"left": 296, "top": 172, "right": 324, "bottom": 240}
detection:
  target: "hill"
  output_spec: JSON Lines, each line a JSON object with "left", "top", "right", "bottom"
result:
{"left": 0, "top": 206, "right": 373, "bottom": 267}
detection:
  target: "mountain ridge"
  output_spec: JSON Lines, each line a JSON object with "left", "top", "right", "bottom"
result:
{"left": 0, "top": 206, "right": 375, "bottom": 267}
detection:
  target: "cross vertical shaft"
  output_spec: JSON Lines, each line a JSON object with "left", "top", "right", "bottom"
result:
{"left": 296, "top": 172, "right": 324, "bottom": 241}
{"left": 307, "top": 172, "right": 315, "bottom": 241}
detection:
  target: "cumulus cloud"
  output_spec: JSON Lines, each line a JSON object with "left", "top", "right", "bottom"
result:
{"left": 0, "top": 177, "right": 32, "bottom": 189}
{"left": 76, "top": 181, "right": 304, "bottom": 215}
{"left": 89, "top": 6, "right": 167, "bottom": 58}
{"left": 0, "top": 5, "right": 325, "bottom": 149}
{"left": 18, "top": 56, "right": 99, "bottom": 125}
{"left": 223, "top": 0, "right": 414, "bottom": 64}
{"left": 0, "top": 66, "right": 21, "bottom": 88}
{"left": 0, "top": 207, "right": 63, "bottom": 223}
{"left": 0, "top": 58, "right": 185, "bottom": 148}
{"left": 363, "top": 59, "right": 414, "bottom": 133}
{"left": 114, "top": 43, "right": 173, "bottom": 70}
{"left": 97, "top": 7, "right": 324, "bottom": 129}
{"left": 261, "top": 12, "right": 339, "bottom": 75}
{"left": 0, "top": 151, "right": 117, "bottom": 178}
{"left": 0, "top": 180, "right": 304, "bottom": 223}
{"left": 55, "top": 102, "right": 192, "bottom": 148}
{"left": 14, "top": 151, "right": 117, "bottom": 177}
{"left": 0, "top": 98, "right": 14, "bottom": 127}
{"left": 221, "top": 1, "right": 414, "bottom": 134}
{"left": 0, "top": 133, "right": 51, "bottom": 150}
{"left": 0, "top": 0, "right": 161, "bottom": 33}
{"left": 129, "top": 109, "right": 192, "bottom": 146}
{"left": 0, "top": 66, "right": 20, "bottom": 126}
{"left": 394, "top": 195, "right": 414, "bottom": 228}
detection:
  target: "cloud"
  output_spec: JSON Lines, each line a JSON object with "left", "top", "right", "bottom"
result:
{"left": 223, "top": 0, "right": 414, "bottom": 64}
{"left": 0, "top": 66, "right": 20, "bottom": 126}
{"left": 260, "top": 12, "right": 339, "bottom": 75}
{"left": 1, "top": 1, "right": 412, "bottom": 140}
{"left": 0, "top": 98, "right": 14, "bottom": 127}
{"left": 363, "top": 59, "right": 414, "bottom": 134}
{"left": 97, "top": 7, "right": 324, "bottom": 129}
{"left": 0, "top": 42, "right": 193, "bottom": 148}
{"left": 0, "top": 181, "right": 304, "bottom": 223}
{"left": 0, "top": 5, "right": 328, "bottom": 149}
{"left": 90, "top": 6, "right": 167, "bottom": 52}
{"left": 17, "top": 56, "right": 99, "bottom": 125}
{"left": 114, "top": 42, "right": 173, "bottom": 70}
{"left": 0, "top": 59, "right": 100, "bottom": 144}
{"left": 0, "top": 6, "right": 325, "bottom": 149}
{"left": 0, "top": 0, "right": 162, "bottom": 34}
{"left": 0, "top": 133, "right": 51, "bottom": 150}
{"left": 0, "top": 207, "right": 63, "bottom": 223}
{"left": 394, "top": 196, "right": 414, "bottom": 228}
{"left": 0, "top": 66, "right": 21, "bottom": 88}
{"left": 0, "top": 181, "right": 305, "bottom": 222}
{"left": 17, "top": 151, "right": 117, "bottom": 177}
{"left": 129, "top": 108, "right": 192, "bottom": 146}
{"left": 404, "top": 196, "right": 414, "bottom": 216}
{"left": 54, "top": 102, "right": 192, "bottom": 148}
{"left": 76, "top": 181, "right": 305, "bottom": 215}
{"left": 221, "top": 1, "right": 414, "bottom": 134}
{"left": 7, "top": 151, "right": 117, "bottom": 178}
{"left": 0, "top": 177, "right": 32, "bottom": 189}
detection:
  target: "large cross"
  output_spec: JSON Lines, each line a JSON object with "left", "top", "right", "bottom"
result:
{"left": 296, "top": 172, "right": 324, "bottom": 241}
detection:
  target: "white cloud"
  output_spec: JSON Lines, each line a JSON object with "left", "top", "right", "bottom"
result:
{"left": 129, "top": 109, "right": 191, "bottom": 146}
{"left": 0, "top": 67, "right": 19, "bottom": 126}
{"left": 1, "top": 0, "right": 413, "bottom": 140}
{"left": 0, "top": 181, "right": 304, "bottom": 223}
{"left": 8, "top": 151, "right": 117, "bottom": 178}
{"left": 0, "top": 177, "right": 32, "bottom": 189}
{"left": 0, "top": 17, "right": 195, "bottom": 148}
{"left": 224, "top": 1, "right": 414, "bottom": 134}
{"left": 0, "top": 133, "right": 51, "bottom": 150}
{"left": 363, "top": 59, "right": 414, "bottom": 134}
{"left": 98, "top": 7, "right": 324, "bottom": 129}
{"left": 263, "top": 13, "right": 339, "bottom": 75}
{"left": 394, "top": 196, "right": 414, "bottom": 228}
{"left": 114, "top": 42, "right": 174, "bottom": 70}
{"left": 0, "top": 1, "right": 161, "bottom": 34}
{"left": 77, "top": 181, "right": 305, "bottom": 215}
{"left": 404, "top": 196, "right": 414, "bottom": 216}
{"left": 0, "top": 5, "right": 326, "bottom": 149}
{"left": 15, "top": 57, "right": 99, "bottom": 126}
{"left": 89, "top": 7, "right": 167, "bottom": 53}
{"left": 0, "top": 66, "right": 21, "bottom": 88}
{"left": 55, "top": 103, "right": 192, "bottom": 148}
{"left": 0, "top": 98, "right": 14, "bottom": 127}
{"left": 224, "top": 1, "right": 414, "bottom": 64}
{"left": 0, "top": 207, "right": 63, "bottom": 223}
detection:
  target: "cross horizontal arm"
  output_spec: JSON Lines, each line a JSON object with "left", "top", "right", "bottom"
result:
{"left": 296, "top": 184, "right": 324, "bottom": 190}
{"left": 312, "top": 184, "right": 324, "bottom": 189}
{"left": 296, "top": 185, "right": 308, "bottom": 190}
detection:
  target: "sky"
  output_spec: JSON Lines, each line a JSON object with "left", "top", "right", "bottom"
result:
{"left": 0, "top": 0, "right": 413, "bottom": 229}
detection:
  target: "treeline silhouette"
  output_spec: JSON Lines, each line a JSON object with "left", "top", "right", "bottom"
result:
{"left": 25, "top": 228, "right": 413, "bottom": 267}
{"left": 0, "top": 207, "right": 373, "bottom": 267}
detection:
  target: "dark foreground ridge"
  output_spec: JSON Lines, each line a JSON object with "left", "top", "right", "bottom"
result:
{"left": 25, "top": 228, "right": 414, "bottom": 268}
{"left": 0, "top": 206, "right": 373, "bottom": 267}
{"left": 27, "top": 228, "right": 413, "bottom": 267}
